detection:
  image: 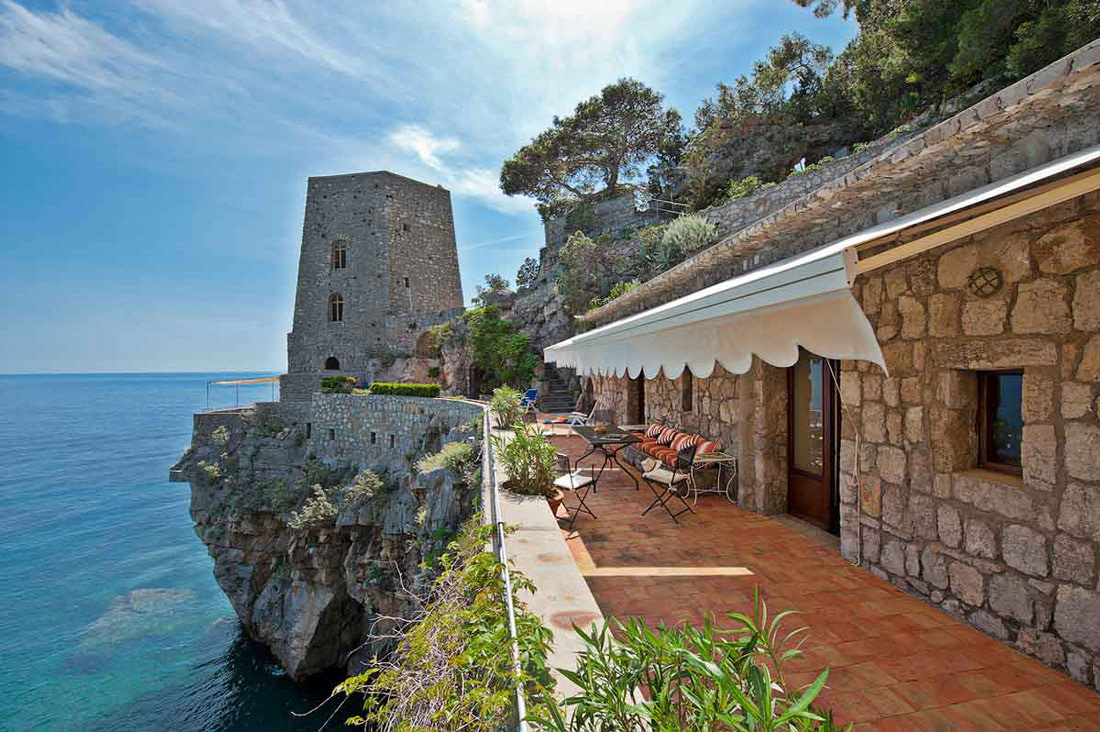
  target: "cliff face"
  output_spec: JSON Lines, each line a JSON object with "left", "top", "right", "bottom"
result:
{"left": 173, "top": 404, "right": 479, "bottom": 679}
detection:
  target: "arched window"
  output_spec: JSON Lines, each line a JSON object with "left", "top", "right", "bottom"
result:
{"left": 324, "top": 356, "right": 340, "bottom": 370}
{"left": 329, "top": 293, "right": 344, "bottom": 322}
{"left": 331, "top": 242, "right": 347, "bottom": 269}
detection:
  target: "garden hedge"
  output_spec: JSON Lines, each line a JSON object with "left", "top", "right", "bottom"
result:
{"left": 369, "top": 382, "right": 441, "bottom": 397}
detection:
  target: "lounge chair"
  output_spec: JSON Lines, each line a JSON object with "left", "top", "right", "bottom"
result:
{"left": 542, "top": 403, "right": 598, "bottom": 426}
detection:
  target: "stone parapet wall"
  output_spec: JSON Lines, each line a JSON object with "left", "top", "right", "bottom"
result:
{"left": 839, "top": 194, "right": 1100, "bottom": 689}
{"left": 307, "top": 393, "right": 483, "bottom": 474}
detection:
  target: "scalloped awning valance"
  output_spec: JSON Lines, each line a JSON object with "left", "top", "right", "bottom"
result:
{"left": 544, "top": 246, "right": 885, "bottom": 379}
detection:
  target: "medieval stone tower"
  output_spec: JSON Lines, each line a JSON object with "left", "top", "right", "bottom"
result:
{"left": 280, "top": 171, "right": 464, "bottom": 402}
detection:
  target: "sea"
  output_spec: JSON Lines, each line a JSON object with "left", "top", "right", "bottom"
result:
{"left": 0, "top": 373, "right": 343, "bottom": 732}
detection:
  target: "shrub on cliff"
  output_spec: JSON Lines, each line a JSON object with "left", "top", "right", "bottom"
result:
{"left": 334, "top": 518, "right": 554, "bottom": 731}
{"left": 416, "top": 441, "right": 476, "bottom": 480}
{"left": 287, "top": 484, "right": 338, "bottom": 529}
{"left": 662, "top": 214, "right": 717, "bottom": 255}
{"left": 369, "top": 383, "right": 442, "bottom": 397}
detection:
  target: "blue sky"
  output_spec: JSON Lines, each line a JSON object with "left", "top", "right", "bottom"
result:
{"left": 0, "top": 0, "right": 856, "bottom": 373}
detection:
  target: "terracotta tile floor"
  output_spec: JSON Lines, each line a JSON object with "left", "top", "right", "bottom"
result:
{"left": 549, "top": 430, "right": 1100, "bottom": 730}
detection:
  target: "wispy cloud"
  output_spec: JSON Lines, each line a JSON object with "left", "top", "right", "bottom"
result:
{"left": 0, "top": 1, "right": 171, "bottom": 104}
{"left": 389, "top": 124, "right": 460, "bottom": 172}
{"left": 133, "top": 0, "right": 366, "bottom": 77}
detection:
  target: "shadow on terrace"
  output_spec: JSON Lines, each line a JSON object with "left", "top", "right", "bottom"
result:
{"left": 542, "top": 422, "right": 1100, "bottom": 731}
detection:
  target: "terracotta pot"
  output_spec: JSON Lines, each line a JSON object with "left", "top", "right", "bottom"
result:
{"left": 547, "top": 488, "right": 565, "bottom": 517}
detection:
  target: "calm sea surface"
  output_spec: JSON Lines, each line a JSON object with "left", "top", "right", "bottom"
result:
{"left": 0, "top": 373, "right": 341, "bottom": 731}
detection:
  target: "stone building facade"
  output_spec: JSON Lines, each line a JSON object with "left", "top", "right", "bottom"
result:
{"left": 281, "top": 171, "right": 464, "bottom": 402}
{"left": 568, "top": 42, "right": 1100, "bottom": 687}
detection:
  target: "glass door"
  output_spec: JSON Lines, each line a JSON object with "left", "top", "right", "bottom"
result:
{"left": 787, "top": 350, "right": 839, "bottom": 533}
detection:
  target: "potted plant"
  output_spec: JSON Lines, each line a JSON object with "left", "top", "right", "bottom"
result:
{"left": 491, "top": 422, "right": 559, "bottom": 511}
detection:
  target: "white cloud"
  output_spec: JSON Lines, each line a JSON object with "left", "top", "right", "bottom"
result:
{"left": 134, "top": 0, "right": 366, "bottom": 77}
{"left": 0, "top": 1, "right": 172, "bottom": 108}
{"left": 388, "top": 123, "right": 460, "bottom": 172}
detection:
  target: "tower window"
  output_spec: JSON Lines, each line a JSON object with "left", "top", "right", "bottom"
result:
{"left": 404, "top": 277, "right": 410, "bottom": 289}
{"left": 370, "top": 431, "right": 377, "bottom": 445}
{"left": 402, "top": 222, "right": 410, "bottom": 232}
{"left": 329, "top": 293, "right": 344, "bottom": 322}
{"left": 332, "top": 242, "right": 347, "bottom": 269}
{"left": 389, "top": 434, "right": 396, "bottom": 448}
{"left": 324, "top": 356, "right": 340, "bottom": 371}
{"left": 327, "top": 428, "right": 335, "bottom": 441}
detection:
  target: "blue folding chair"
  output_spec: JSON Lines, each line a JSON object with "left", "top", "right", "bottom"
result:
{"left": 520, "top": 388, "right": 539, "bottom": 413}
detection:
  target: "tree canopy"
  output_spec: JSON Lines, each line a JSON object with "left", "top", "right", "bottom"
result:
{"left": 499, "top": 78, "right": 683, "bottom": 218}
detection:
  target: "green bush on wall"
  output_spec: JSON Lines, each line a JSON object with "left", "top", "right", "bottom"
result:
{"left": 320, "top": 375, "right": 357, "bottom": 393}
{"left": 369, "top": 382, "right": 442, "bottom": 397}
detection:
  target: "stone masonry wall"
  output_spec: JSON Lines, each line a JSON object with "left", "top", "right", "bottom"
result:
{"left": 839, "top": 192, "right": 1100, "bottom": 689}
{"left": 307, "top": 393, "right": 483, "bottom": 474}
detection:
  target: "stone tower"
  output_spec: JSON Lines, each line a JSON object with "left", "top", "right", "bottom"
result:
{"left": 280, "top": 171, "right": 464, "bottom": 402}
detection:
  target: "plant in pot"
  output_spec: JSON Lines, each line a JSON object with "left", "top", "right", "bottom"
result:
{"left": 489, "top": 386, "right": 525, "bottom": 428}
{"left": 491, "top": 422, "right": 560, "bottom": 512}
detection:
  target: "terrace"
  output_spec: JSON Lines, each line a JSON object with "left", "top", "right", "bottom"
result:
{"left": 545, "top": 425, "right": 1100, "bottom": 730}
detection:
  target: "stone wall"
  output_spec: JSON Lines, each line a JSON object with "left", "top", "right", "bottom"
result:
{"left": 307, "top": 393, "right": 484, "bottom": 474}
{"left": 284, "top": 171, "right": 464, "bottom": 400}
{"left": 839, "top": 193, "right": 1100, "bottom": 688}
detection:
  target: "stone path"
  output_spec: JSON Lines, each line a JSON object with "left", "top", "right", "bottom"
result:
{"left": 551, "top": 431, "right": 1100, "bottom": 730}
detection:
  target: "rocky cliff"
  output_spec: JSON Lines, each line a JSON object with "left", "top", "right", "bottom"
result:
{"left": 171, "top": 404, "right": 480, "bottom": 679}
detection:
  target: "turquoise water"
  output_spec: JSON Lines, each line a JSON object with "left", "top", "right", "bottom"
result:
{"left": 0, "top": 373, "right": 340, "bottom": 731}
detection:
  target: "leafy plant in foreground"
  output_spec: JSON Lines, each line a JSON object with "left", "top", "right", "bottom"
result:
{"left": 531, "top": 592, "right": 844, "bottom": 731}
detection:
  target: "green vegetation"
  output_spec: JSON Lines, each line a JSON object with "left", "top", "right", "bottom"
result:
{"left": 286, "top": 469, "right": 387, "bottom": 530}
{"left": 436, "top": 306, "right": 537, "bottom": 391}
{"left": 557, "top": 231, "right": 627, "bottom": 314}
{"left": 491, "top": 422, "right": 558, "bottom": 498}
{"left": 532, "top": 593, "right": 840, "bottom": 731}
{"left": 287, "top": 485, "right": 338, "bottom": 530}
{"left": 473, "top": 272, "right": 513, "bottom": 307}
{"left": 515, "top": 256, "right": 540, "bottom": 289}
{"left": 662, "top": 213, "right": 717, "bottom": 255}
{"left": 370, "top": 383, "right": 442, "bottom": 397}
{"left": 426, "top": 366, "right": 441, "bottom": 379}
{"left": 416, "top": 441, "right": 477, "bottom": 480}
{"left": 335, "top": 518, "right": 555, "bottom": 731}
{"left": 587, "top": 279, "right": 640, "bottom": 312}
{"left": 320, "top": 375, "right": 356, "bottom": 394}
{"left": 211, "top": 424, "right": 231, "bottom": 445}
{"left": 489, "top": 386, "right": 526, "bottom": 428}
{"left": 724, "top": 175, "right": 764, "bottom": 201}
{"left": 500, "top": 78, "right": 683, "bottom": 219}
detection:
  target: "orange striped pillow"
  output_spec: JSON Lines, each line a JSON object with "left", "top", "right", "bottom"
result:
{"left": 696, "top": 440, "right": 721, "bottom": 455}
{"left": 645, "top": 423, "right": 663, "bottom": 438}
{"left": 657, "top": 426, "right": 681, "bottom": 445}
{"left": 672, "top": 433, "right": 702, "bottom": 451}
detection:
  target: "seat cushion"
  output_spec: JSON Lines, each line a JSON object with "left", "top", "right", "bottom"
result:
{"left": 697, "top": 440, "right": 722, "bottom": 455}
{"left": 672, "top": 433, "right": 702, "bottom": 451}
{"left": 554, "top": 472, "right": 594, "bottom": 491}
{"left": 645, "top": 423, "right": 663, "bottom": 438}
{"left": 643, "top": 465, "right": 688, "bottom": 485}
{"left": 656, "top": 426, "right": 681, "bottom": 445}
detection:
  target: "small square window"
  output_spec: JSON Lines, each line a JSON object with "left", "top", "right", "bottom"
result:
{"left": 327, "top": 428, "right": 336, "bottom": 441}
{"left": 404, "top": 277, "right": 410, "bottom": 289}
{"left": 402, "top": 222, "right": 410, "bottom": 232}
{"left": 370, "top": 431, "right": 377, "bottom": 445}
{"left": 978, "top": 371, "right": 1023, "bottom": 475}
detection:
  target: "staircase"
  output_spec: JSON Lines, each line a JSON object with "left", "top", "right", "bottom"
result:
{"left": 539, "top": 363, "right": 577, "bottom": 414}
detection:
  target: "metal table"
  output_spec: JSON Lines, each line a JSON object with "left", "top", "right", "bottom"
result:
{"left": 689, "top": 451, "right": 739, "bottom": 505}
{"left": 572, "top": 425, "right": 641, "bottom": 491}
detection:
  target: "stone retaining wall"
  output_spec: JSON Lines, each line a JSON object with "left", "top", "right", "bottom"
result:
{"left": 306, "top": 393, "right": 483, "bottom": 474}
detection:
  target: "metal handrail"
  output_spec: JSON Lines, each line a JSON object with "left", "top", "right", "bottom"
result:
{"left": 482, "top": 409, "right": 528, "bottom": 731}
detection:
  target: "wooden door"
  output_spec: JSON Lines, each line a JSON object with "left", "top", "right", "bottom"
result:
{"left": 628, "top": 375, "right": 646, "bottom": 425}
{"left": 787, "top": 350, "right": 840, "bottom": 533}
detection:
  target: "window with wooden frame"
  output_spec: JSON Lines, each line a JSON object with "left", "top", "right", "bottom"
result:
{"left": 681, "top": 369, "right": 693, "bottom": 412}
{"left": 977, "top": 370, "right": 1023, "bottom": 475}
{"left": 331, "top": 242, "right": 347, "bottom": 269}
{"left": 329, "top": 293, "right": 344, "bottom": 322}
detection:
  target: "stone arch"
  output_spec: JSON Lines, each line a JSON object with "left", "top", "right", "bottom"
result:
{"left": 324, "top": 356, "right": 340, "bottom": 371}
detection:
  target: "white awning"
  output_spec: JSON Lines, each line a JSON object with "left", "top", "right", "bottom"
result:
{"left": 544, "top": 247, "right": 885, "bottom": 378}
{"left": 545, "top": 142, "right": 1100, "bottom": 380}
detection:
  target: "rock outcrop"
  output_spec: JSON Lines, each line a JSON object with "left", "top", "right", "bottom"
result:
{"left": 172, "top": 406, "right": 479, "bottom": 679}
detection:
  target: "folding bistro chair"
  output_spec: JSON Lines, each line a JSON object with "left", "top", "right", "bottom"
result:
{"left": 520, "top": 388, "right": 539, "bottom": 414}
{"left": 552, "top": 453, "right": 597, "bottom": 529}
{"left": 641, "top": 442, "right": 699, "bottom": 524}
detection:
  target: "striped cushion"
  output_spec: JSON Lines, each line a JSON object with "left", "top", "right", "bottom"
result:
{"left": 645, "top": 423, "right": 663, "bottom": 438}
{"left": 696, "top": 440, "right": 722, "bottom": 455}
{"left": 657, "top": 426, "right": 680, "bottom": 445}
{"left": 672, "top": 433, "right": 702, "bottom": 451}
